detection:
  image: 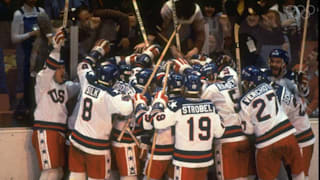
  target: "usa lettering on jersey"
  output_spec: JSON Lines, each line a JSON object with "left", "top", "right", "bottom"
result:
{"left": 48, "top": 89, "right": 65, "bottom": 103}
{"left": 242, "top": 84, "right": 273, "bottom": 105}
{"left": 181, "top": 103, "right": 214, "bottom": 115}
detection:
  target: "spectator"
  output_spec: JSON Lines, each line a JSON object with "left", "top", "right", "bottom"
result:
{"left": 292, "top": 48, "right": 319, "bottom": 116}
{"left": 0, "top": 0, "right": 13, "bottom": 95}
{"left": 11, "top": 0, "right": 45, "bottom": 118}
{"left": 305, "top": 48, "right": 319, "bottom": 116}
{"left": 161, "top": 0, "right": 205, "bottom": 60}
{"left": 258, "top": 10, "right": 287, "bottom": 68}
{"left": 76, "top": 4, "right": 130, "bottom": 57}
{"left": 239, "top": 6, "right": 263, "bottom": 68}
{"left": 278, "top": 0, "right": 302, "bottom": 68}
{"left": 29, "top": 12, "right": 53, "bottom": 75}
{"left": 44, "top": 0, "right": 88, "bottom": 19}
{"left": 124, "top": 0, "right": 166, "bottom": 53}
{"left": 199, "top": 0, "right": 225, "bottom": 56}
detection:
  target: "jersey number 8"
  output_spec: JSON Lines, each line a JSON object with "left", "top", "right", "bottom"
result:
{"left": 82, "top": 97, "right": 93, "bottom": 121}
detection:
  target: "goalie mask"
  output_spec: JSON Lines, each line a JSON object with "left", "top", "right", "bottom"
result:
{"left": 215, "top": 54, "right": 236, "bottom": 72}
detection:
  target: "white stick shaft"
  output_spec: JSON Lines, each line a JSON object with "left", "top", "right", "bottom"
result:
{"left": 234, "top": 23, "right": 242, "bottom": 95}
{"left": 63, "top": 0, "right": 69, "bottom": 28}
{"left": 141, "top": 25, "right": 179, "bottom": 95}
{"left": 171, "top": 0, "right": 181, "bottom": 52}
{"left": 299, "top": 0, "right": 310, "bottom": 73}
{"left": 146, "top": 131, "right": 157, "bottom": 180}
{"left": 132, "top": 0, "right": 149, "bottom": 47}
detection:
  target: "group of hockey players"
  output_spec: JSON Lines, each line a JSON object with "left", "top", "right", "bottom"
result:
{"left": 31, "top": 25, "right": 315, "bottom": 180}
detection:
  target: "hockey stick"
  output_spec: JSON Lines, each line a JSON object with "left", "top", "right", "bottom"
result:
{"left": 234, "top": 23, "right": 242, "bottom": 95}
{"left": 62, "top": 0, "right": 69, "bottom": 28}
{"left": 117, "top": 26, "right": 179, "bottom": 142}
{"left": 141, "top": 25, "right": 180, "bottom": 96}
{"left": 132, "top": 0, "right": 149, "bottom": 47}
{"left": 157, "top": 24, "right": 182, "bottom": 44}
{"left": 298, "top": 0, "right": 310, "bottom": 73}
{"left": 147, "top": 61, "right": 172, "bottom": 180}
{"left": 126, "top": 125, "right": 140, "bottom": 146}
{"left": 171, "top": 0, "right": 181, "bottom": 52}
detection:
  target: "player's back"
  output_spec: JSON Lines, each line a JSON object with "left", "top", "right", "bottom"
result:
{"left": 71, "top": 73, "right": 133, "bottom": 155}
{"left": 202, "top": 77, "right": 240, "bottom": 125}
{"left": 273, "top": 83, "right": 315, "bottom": 147}
{"left": 240, "top": 83, "right": 295, "bottom": 148}
{"left": 158, "top": 98, "right": 225, "bottom": 168}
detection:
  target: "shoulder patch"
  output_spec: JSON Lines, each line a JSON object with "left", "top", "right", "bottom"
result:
{"left": 167, "top": 99, "right": 181, "bottom": 112}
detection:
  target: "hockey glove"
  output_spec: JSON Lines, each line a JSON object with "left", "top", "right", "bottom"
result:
{"left": 135, "top": 54, "right": 152, "bottom": 68}
{"left": 52, "top": 27, "right": 65, "bottom": 49}
{"left": 133, "top": 93, "right": 148, "bottom": 113}
{"left": 151, "top": 91, "right": 168, "bottom": 117}
{"left": 142, "top": 44, "right": 161, "bottom": 61}
{"left": 172, "top": 57, "right": 192, "bottom": 74}
{"left": 86, "top": 39, "right": 110, "bottom": 64}
{"left": 297, "top": 71, "right": 309, "bottom": 95}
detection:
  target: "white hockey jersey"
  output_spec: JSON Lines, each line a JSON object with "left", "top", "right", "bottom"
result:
{"left": 153, "top": 98, "right": 225, "bottom": 168}
{"left": 217, "top": 66, "right": 239, "bottom": 84}
{"left": 239, "top": 83, "right": 296, "bottom": 149}
{"left": 70, "top": 61, "right": 133, "bottom": 155}
{"left": 34, "top": 67, "right": 80, "bottom": 132}
{"left": 111, "top": 80, "right": 144, "bottom": 146}
{"left": 201, "top": 76, "right": 246, "bottom": 143}
{"left": 273, "top": 84, "right": 315, "bottom": 148}
{"left": 265, "top": 70, "right": 309, "bottom": 97}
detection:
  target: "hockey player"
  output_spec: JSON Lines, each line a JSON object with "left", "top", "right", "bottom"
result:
{"left": 68, "top": 39, "right": 134, "bottom": 180}
{"left": 214, "top": 54, "right": 237, "bottom": 81}
{"left": 199, "top": 63, "right": 218, "bottom": 84}
{"left": 151, "top": 74, "right": 225, "bottom": 180}
{"left": 110, "top": 64, "right": 142, "bottom": 180}
{"left": 201, "top": 63, "right": 256, "bottom": 180}
{"left": 271, "top": 82, "right": 315, "bottom": 180}
{"left": 265, "top": 48, "right": 309, "bottom": 98}
{"left": 32, "top": 28, "right": 80, "bottom": 180}
{"left": 239, "top": 66, "right": 305, "bottom": 180}
{"left": 139, "top": 72, "right": 184, "bottom": 180}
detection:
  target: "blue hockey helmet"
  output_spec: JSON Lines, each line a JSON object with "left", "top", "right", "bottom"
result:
{"left": 241, "top": 65, "right": 266, "bottom": 91}
{"left": 135, "top": 68, "right": 153, "bottom": 88}
{"left": 192, "top": 63, "right": 203, "bottom": 72}
{"left": 168, "top": 72, "right": 184, "bottom": 92}
{"left": 184, "top": 74, "right": 202, "bottom": 95}
{"left": 269, "top": 48, "right": 289, "bottom": 65}
{"left": 96, "top": 63, "right": 120, "bottom": 87}
{"left": 200, "top": 63, "right": 218, "bottom": 81}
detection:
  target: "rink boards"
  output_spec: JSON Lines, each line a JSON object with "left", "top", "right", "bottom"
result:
{"left": 0, "top": 119, "right": 318, "bottom": 180}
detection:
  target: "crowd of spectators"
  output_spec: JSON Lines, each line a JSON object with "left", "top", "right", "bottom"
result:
{"left": 0, "top": 0, "right": 318, "bottom": 123}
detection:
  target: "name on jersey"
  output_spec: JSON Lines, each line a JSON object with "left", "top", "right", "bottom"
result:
{"left": 181, "top": 103, "right": 214, "bottom": 115}
{"left": 215, "top": 78, "right": 236, "bottom": 91}
{"left": 85, "top": 85, "right": 101, "bottom": 98}
{"left": 242, "top": 84, "right": 273, "bottom": 105}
